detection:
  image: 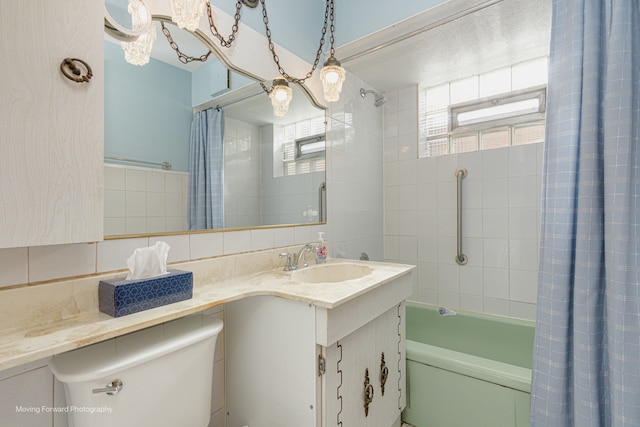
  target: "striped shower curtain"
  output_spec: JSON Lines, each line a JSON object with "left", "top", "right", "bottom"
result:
{"left": 530, "top": 0, "right": 640, "bottom": 425}
{"left": 188, "top": 107, "right": 224, "bottom": 230}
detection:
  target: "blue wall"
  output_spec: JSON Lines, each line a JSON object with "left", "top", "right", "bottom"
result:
{"left": 191, "top": 60, "right": 254, "bottom": 107}
{"left": 105, "top": 41, "right": 192, "bottom": 172}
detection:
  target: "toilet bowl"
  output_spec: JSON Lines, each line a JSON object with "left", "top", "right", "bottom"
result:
{"left": 49, "top": 314, "right": 223, "bottom": 427}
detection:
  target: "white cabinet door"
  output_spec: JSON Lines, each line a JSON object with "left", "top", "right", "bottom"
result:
{"left": 226, "top": 296, "right": 319, "bottom": 427}
{"left": 0, "top": 0, "right": 104, "bottom": 248}
{"left": 324, "top": 303, "right": 405, "bottom": 427}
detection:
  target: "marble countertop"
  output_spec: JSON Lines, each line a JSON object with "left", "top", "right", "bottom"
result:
{"left": 0, "top": 255, "right": 414, "bottom": 372}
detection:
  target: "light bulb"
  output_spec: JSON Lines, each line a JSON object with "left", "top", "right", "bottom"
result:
{"left": 269, "top": 79, "right": 293, "bottom": 117}
{"left": 321, "top": 56, "right": 346, "bottom": 103}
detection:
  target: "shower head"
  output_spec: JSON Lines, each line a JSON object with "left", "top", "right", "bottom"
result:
{"left": 360, "top": 88, "right": 387, "bottom": 107}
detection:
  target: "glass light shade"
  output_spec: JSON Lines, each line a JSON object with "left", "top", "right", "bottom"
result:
{"left": 321, "top": 57, "right": 346, "bottom": 103}
{"left": 122, "top": 0, "right": 157, "bottom": 66}
{"left": 269, "top": 81, "right": 293, "bottom": 117}
{"left": 170, "top": 0, "right": 207, "bottom": 31}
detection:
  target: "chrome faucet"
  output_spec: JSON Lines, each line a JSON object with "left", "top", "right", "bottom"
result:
{"left": 280, "top": 243, "right": 315, "bottom": 271}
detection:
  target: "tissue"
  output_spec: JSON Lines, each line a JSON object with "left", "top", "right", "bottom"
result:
{"left": 99, "top": 241, "right": 192, "bottom": 318}
{"left": 126, "top": 241, "right": 170, "bottom": 280}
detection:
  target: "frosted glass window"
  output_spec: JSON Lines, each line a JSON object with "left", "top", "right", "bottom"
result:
{"left": 513, "top": 123, "right": 545, "bottom": 145}
{"left": 426, "top": 111, "right": 448, "bottom": 136}
{"left": 450, "top": 76, "right": 479, "bottom": 104}
{"left": 481, "top": 129, "right": 509, "bottom": 149}
{"left": 426, "top": 84, "right": 449, "bottom": 110}
{"left": 512, "top": 58, "right": 548, "bottom": 90}
{"left": 451, "top": 134, "right": 478, "bottom": 153}
{"left": 423, "top": 138, "right": 449, "bottom": 157}
{"left": 479, "top": 68, "right": 511, "bottom": 98}
{"left": 418, "top": 57, "right": 547, "bottom": 158}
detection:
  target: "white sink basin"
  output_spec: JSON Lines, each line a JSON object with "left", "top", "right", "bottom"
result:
{"left": 287, "top": 262, "right": 373, "bottom": 284}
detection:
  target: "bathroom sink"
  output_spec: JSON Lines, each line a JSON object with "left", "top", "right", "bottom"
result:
{"left": 287, "top": 262, "right": 373, "bottom": 284}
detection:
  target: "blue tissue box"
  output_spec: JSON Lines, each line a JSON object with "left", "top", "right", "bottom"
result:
{"left": 99, "top": 270, "right": 193, "bottom": 317}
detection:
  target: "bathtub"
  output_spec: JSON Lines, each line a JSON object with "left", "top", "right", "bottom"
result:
{"left": 402, "top": 302, "right": 535, "bottom": 427}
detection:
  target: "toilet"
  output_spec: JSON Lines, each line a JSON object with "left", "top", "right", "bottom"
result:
{"left": 49, "top": 314, "right": 223, "bottom": 427}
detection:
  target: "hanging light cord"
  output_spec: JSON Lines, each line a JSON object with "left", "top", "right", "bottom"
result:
{"left": 260, "top": 0, "right": 334, "bottom": 85}
{"left": 161, "top": 21, "right": 212, "bottom": 64}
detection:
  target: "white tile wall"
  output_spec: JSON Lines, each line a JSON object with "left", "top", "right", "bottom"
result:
{"left": 224, "top": 117, "right": 262, "bottom": 229}
{"left": 104, "top": 164, "right": 188, "bottom": 236}
{"left": 383, "top": 86, "right": 542, "bottom": 320}
{"left": 325, "top": 72, "right": 385, "bottom": 261}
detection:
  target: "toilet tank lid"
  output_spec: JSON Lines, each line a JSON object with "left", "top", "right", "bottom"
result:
{"left": 49, "top": 314, "right": 223, "bottom": 383}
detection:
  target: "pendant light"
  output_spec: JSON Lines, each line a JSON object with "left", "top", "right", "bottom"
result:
{"left": 170, "top": 0, "right": 207, "bottom": 31}
{"left": 320, "top": 56, "right": 345, "bottom": 103}
{"left": 268, "top": 79, "right": 293, "bottom": 117}
{"left": 319, "top": 0, "right": 345, "bottom": 102}
{"left": 122, "top": 0, "right": 157, "bottom": 66}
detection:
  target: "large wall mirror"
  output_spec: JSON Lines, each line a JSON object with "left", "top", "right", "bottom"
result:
{"left": 103, "top": 1, "right": 326, "bottom": 237}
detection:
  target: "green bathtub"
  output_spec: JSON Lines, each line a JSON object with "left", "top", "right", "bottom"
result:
{"left": 403, "top": 302, "right": 535, "bottom": 427}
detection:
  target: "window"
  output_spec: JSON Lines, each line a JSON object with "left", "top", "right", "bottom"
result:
{"left": 419, "top": 57, "right": 548, "bottom": 157}
{"left": 296, "top": 134, "right": 326, "bottom": 160}
{"left": 274, "top": 116, "right": 325, "bottom": 177}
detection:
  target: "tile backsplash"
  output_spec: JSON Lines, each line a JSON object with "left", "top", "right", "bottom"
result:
{"left": 104, "top": 164, "right": 188, "bottom": 236}
{"left": 0, "top": 225, "right": 327, "bottom": 288}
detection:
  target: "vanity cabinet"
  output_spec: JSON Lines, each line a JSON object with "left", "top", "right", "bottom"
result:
{"left": 0, "top": 1, "right": 104, "bottom": 248}
{"left": 225, "top": 272, "right": 411, "bottom": 427}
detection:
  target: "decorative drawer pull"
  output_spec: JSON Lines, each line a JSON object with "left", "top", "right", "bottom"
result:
{"left": 60, "top": 58, "right": 93, "bottom": 83}
{"left": 380, "top": 352, "right": 389, "bottom": 396}
{"left": 364, "top": 368, "right": 374, "bottom": 416}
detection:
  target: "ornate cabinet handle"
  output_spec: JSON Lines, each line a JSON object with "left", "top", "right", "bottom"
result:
{"left": 60, "top": 58, "right": 93, "bottom": 83}
{"left": 380, "top": 352, "right": 389, "bottom": 396}
{"left": 364, "top": 368, "right": 374, "bottom": 416}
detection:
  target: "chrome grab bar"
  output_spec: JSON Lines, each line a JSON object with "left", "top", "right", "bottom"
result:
{"left": 455, "top": 168, "right": 468, "bottom": 265}
{"left": 318, "top": 182, "right": 326, "bottom": 222}
{"left": 105, "top": 156, "right": 172, "bottom": 170}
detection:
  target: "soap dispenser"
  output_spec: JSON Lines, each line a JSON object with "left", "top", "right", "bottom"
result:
{"left": 315, "top": 232, "right": 327, "bottom": 264}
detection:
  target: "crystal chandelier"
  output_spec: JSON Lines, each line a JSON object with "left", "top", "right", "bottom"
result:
{"left": 122, "top": 0, "right": 157, "bottom": 66}
{"left": 170, "top": 0, "right": 207, "bottom": 31}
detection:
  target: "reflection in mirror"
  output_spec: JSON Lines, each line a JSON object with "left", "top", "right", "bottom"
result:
{"left": 103, "top": 16, "right": 326, "bottom": 237}
{"left": 104, "top": 0, "right": 152, "bottom": 42}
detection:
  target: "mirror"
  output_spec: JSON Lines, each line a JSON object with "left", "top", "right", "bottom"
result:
{"left": 103, "top": 10, "right": 326, "bottom": 237}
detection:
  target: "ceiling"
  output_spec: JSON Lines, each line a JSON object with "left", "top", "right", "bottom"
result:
{"left": 337, "top": 0, "right": 552, "bottom": 92}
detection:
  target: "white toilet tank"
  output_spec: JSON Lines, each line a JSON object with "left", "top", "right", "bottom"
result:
{"left": 49, "top": 314, "right": 223, "bottom": 427}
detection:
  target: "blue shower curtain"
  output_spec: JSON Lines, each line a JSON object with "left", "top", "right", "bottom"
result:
{"left": 188, "top": 108, "right": 224, "bottom": 230}
{"left": 530, "top": 1, "right": 640, "bottom": 426}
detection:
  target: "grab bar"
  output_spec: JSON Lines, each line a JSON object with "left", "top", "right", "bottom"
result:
{"left": 105, "top": 156, "right": 172, "bottom": 170}
{"left": 455, "top": 168, "right": 468, "bottom": 265}
{"left": 318, "top": 182, "right": 326, "bottom": 222}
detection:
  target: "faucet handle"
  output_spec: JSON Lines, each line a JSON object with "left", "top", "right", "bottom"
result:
{"left": 279, "top": 252, "right": 294, "bottom": 271}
